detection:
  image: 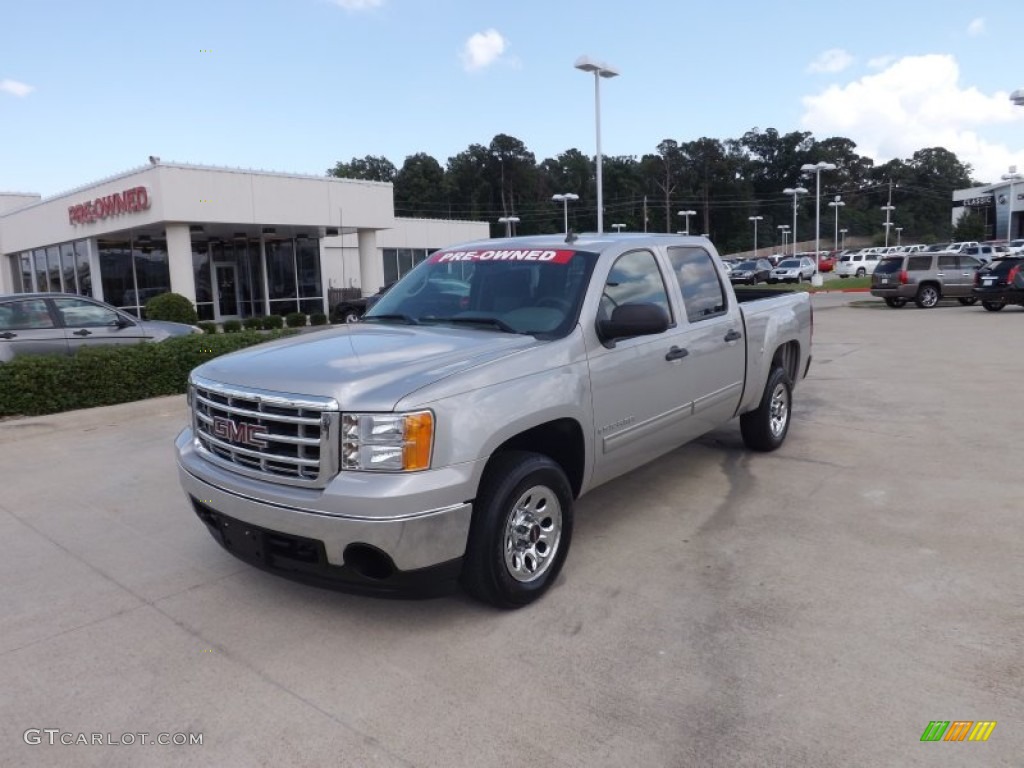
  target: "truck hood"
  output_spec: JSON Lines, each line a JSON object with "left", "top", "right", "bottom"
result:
{"left": 192, "top": 324, "right": 547, "bottom": 411}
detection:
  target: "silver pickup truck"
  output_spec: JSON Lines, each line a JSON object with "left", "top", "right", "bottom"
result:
{"left": 176, "top": 234, "right": 812, "bottom": 608}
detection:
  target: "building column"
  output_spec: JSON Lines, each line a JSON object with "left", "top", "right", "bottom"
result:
{"left": 86, "top": 239, "right": 104, "bottom": 302}
{"left": 357, "top": 229, "right": 382, "bottom": 295}
{"left": 166, "top": 224, "right": 196, "bottom": 303}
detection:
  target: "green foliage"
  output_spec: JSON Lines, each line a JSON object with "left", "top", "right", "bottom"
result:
{"left": 953, "top": 210, "right": 987, "bottom": 242}
{"left": 285, "top": 312, "right": 308, "bottom": 328}
{"left": 144, "top": 292, "right": 199, "bottom": 325}
{"left": 197, "top": 321, "right": 218, "bottom": 335}
{"left": 310, "top": 312, "right": 328, "bottom": 326}
{"left": 261, "top": 315, "right": 284, "bottom": 330}
{"left": 243, "top": 316, "right": 263, "bottom": 330}
{"left": 327, "top": 155, "right": 396, "bottom": 182}
{"left": 0, "top": 331, "right": 295, "bottom": 417}
{"left": 222, "top": 319, "right": 242, "bottom": 333}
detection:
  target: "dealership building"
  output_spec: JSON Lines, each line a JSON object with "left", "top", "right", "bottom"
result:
{"left": 951, "top": 179, "right": 1024, "bottom": 241}
{"left": 0, "top": 162, "right": 487, "bottom": 320}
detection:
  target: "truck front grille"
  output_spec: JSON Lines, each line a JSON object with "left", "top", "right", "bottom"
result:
{"left": 190, "top": 375, "right": 339, "bottom": 488}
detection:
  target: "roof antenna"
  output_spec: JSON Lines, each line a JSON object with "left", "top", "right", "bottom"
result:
{"left": 565, "top": 228, "right": 578, "bottom": 244}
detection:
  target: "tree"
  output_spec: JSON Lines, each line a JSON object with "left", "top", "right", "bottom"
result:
{"left": 393, "top": 153, "right": 446, "bottom": 218}
{"left": 326, "top": 155, "right": 397, "bottom": 183}
{"left": 952, "top": 210, "right": 986, "bottom": 241}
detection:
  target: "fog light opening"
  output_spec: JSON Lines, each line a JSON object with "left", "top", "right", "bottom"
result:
{"left": 343, "top": 544, "right": 396, "bottom": 580}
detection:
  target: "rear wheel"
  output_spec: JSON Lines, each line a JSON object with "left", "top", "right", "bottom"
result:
{"left": 740, "top": 366, "right": 792, "bottom": 452}
{"left": 914, "top": 284, "right": 940, "bottom": 308}
{"left": 856, "top": 268, "right": 866, "bottom": 278}
{"left": 957, "top": 297, "right": 979, "bottom": 306}
{"left": 461, "top": 452, "right": 573, "bottom": 609}
{"left": 982, "top": 300, "right": 1006, "bottom": 312}
{"left": 884, "top": 297, "right": 907, "bottom": 308}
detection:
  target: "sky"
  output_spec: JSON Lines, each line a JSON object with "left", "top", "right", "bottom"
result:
{"left": 4, "top": 0, "right": 1024, "bottom": 198}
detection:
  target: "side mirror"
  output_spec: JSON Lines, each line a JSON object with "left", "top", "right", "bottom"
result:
{"left": 114, "top": 315, "right": 134, "bottom": 329}
{"left": 598, "top": 303, "right": 669, "bottom": 345}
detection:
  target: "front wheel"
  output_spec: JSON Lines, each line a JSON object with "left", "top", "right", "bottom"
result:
{"left": 740, "top": 366, "right": 792, "bottom": 452}
{"left": 461, "top": 452, "right": 573, "bottom": 609}
{"left": 915, "top": 284, "right": 940, "bottom": 309}
{"left": 958, "top": 297, "right": 979, "bottom": 306}
{"left": 982, "top": 300, "right": 1006, "bottom": 312}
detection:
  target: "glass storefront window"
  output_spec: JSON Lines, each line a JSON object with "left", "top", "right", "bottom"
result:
{"left": 266, "top": 239, "right": 298, "bottom": 315}
{"left": 98, "top": 238, "right": 135, "bottom": 313}
{"left": 296, "top": 238, "right": 322, "bottom": 316}
{"left": 130, "top": 237, "right": 170, "bottom": 314}
{"left": 33, "top": 250, "right": 50, "bottom": 292}
{"left": 74, "top": 241, "right": 92, "bottom": 296}
{"left": 382, "top": 248, "right": 399, "bottom": 286}
{"left": 46, "top": 246, "right": 61, "bottom": 292}
{"left": 60, "top": 242, "right": 77, "bottom": 294}
{"left": 19, "top": 253, "right": 34, "bottom": 292}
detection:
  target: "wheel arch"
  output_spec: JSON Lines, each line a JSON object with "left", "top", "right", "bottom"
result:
{"left": 485, "top": 418, "right": 585, "bottom": 499}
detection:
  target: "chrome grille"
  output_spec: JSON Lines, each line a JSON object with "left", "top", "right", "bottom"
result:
{"left": 190, "top": 375, "right": 339, "bottom": 488}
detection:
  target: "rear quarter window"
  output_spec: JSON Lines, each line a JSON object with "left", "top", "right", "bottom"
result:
{"left": 875, "top": 258, "right": 903, "bottom": 274}
{"left": 907, "top": 256, "right": 932, "bottom": 271}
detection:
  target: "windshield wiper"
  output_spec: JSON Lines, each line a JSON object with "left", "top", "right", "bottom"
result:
{"left": 431, "top": 315, "right": 523, "bottom": 334}
{"left": 362, "top": 313, "right": 419, "bottom": 325}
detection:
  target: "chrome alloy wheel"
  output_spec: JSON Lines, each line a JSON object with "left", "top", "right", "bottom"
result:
{"left": 769, "top": 382, "right": 790, "bottom": 438}
{"left": 503, "top": 485, "right": 562, "bottom": 583}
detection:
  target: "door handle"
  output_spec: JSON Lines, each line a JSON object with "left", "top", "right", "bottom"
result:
{"left": 0, "top": 332, "right": 15, "bottom": 339}
{"left": 665, "top": 346, "right": 689, "bottom": 361}
{"left": 724, "top": 329, "right": 742, "bottom": 342}
{"left": 72, "top": 329, "right": 92, "bottom": 337}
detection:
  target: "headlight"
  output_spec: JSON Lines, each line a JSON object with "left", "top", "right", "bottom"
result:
{"left": 341, "top": 411, "right": 434, "bottom": 472}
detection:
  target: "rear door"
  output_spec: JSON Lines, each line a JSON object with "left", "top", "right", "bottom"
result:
{"left": 0, "top": 297, "right": 68, "bottom": 360}
{"left": 52, "top": 296, "right": 148, "bottom": 354}
{"left": 666, "top": 246, "right": 745, "bottom": 436}
{"left": 954, "top": 256, "right": 982, "bottom": 295}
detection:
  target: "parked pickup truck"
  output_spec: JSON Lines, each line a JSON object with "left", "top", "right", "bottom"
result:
{"left": 176, "top": 234, "right": 813, "bottom": 608}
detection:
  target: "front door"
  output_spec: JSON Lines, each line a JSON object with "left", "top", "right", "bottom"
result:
{"left": 214, "top": 263, "right": 240, "bottom": 319}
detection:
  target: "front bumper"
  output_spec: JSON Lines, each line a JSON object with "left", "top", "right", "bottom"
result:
{"left": 176, "top": 427, "right": 478, "bottom": 596}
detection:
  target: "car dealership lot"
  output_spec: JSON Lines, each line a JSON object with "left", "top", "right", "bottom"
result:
{"left": 2, "top": 294, "right": 1022, "bottom": 767}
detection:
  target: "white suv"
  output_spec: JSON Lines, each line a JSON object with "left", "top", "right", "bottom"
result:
{"left": 835, "top": 250, "right": 882, "bottom": 278}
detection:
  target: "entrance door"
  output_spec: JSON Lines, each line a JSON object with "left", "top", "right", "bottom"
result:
{"left": 214, "top": 263, "right": 240, "bottom": 319}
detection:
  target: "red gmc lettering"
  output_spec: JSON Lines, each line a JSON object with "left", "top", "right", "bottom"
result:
{"left": 211, "top": 416, "right": 268, "bottom": 448}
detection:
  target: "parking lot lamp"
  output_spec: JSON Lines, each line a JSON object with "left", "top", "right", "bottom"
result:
{"left": 782, "top": 187, "right": 808, "bottom": 256}
{"left": 895, "top": 227, "right": 903, "bottom": 246}
{"left": 1000, "top": 168, "right": 1022, "bottom": 241}
{"left": 677, "top": 209, "right": 697, "bottom": 235}
{"left": 611, "top": 223, "right": 626, "bottom": 232}
{"left": 828, "top": 195, "right": 845, "bottom": 250}
{"left": 777, "top": 224, "right": 790, "bottom": 252}
{"left": 801, "top": 162, "right": 836, "bottom": 282}
{"left": 551, "top": 193, "right": 579, "bottom": 235}
{"left": 839, "top": 228, "right": 848, "bottom": 250}
{"left": 881, "top": 205, "right": 895, "bottom": 246}
{"left": 498, "top": 216, "right": 520, "bottom": 237}
{"left": 748, "top": 216, "right": 763, "bottom": 258}
{"left": 574, "top": 56, "right": 619, "bottom": 234}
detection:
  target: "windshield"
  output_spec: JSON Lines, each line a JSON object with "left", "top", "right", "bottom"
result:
{"left": 777, "top": 260, "right": 800, "bottom": 268}
{"left": 364, "top": 247, "right": 598, "bottom": 337}
{"left": 736, "top": 261, "right": 758, "bottom": 269}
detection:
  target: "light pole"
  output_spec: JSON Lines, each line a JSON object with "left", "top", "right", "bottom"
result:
{"left": 828, "top": 195, "right": 845, "bottom": 251}
{"left": 611, "top": 223, "right": 626, "bottom": 233}
{"left": 551, "top": 193, "right": 579, "bottom": 235}
{"left": 498, "top": 216, "right": 520, "bottom": 237}
{"left": 881, "top": 205, "right": 895, "bottom": 246}
{"left": 782, "top": 187, "right": 808, "bottom": 256}
{"left": 748, "top": 215, "right": 763, "bottom": 258}
{"left": 677, "top": 209, "right": 696, "bottom": 235}
{"left": 777, "top": 224, "right": 790, "bottom": 254}
{"left": 801, "top": 161, "right": 836, "bottom": 283}
{"left": 575, "top": 55, "right": 619, "bottom": 234}
{"left": 839, "top": 228, "right": 848, "bottom": 250}
{"left": 1000, "top": 168, "right": 1022, "bottom": 241}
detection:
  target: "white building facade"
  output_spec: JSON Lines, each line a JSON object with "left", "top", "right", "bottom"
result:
{"left": 0, "top": 162, "right": 487, "bottom": 320}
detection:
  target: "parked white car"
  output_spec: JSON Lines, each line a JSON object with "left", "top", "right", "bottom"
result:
{"left": 945, "top": 241, "right": 980, "bottom": 254}
{"left": 769, "top": 257, "right": 816, "bottom": 283}
{"left": 835, "top": 250, "right": 882, "bottom": 278}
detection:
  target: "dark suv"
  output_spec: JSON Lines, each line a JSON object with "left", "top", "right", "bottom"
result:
{"left": 972, "top": 256, "right": 1024, "bottom": 311}
{"left": 870, "top": 253, "right": 983, "bottom": 308}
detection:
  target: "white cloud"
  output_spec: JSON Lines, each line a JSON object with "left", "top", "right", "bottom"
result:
{"left": 331, "top": 0, "right": 383, "bottom": 10}
{"left": 807, "top": 49, "right": 854, "bottom": 74}
{"left": 460, "top": 29, "right": 507, "bottom": 72}
{"left": 967, "top": 17, "right": 985, "bottom": 37}
{"left": 801, "top": 54, "right": 1024, "bottom": 182}
{"left": 867, "top": 55, "right": 895, "bottom": 70}
{"left": 0, "top": 79, "right": 34, "bottom": 97}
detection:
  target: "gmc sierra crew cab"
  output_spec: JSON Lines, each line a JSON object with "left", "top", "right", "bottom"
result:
{"left": 176, "top": 233, "right": 812, "bottom": 608}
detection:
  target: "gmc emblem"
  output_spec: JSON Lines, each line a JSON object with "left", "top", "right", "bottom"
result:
{"left": 212, "top": 415, "right": 269, "bottom": 448}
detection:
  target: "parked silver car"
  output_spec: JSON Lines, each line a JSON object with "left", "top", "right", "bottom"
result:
{"left": 769, "top": 257, "right": 815, "bottom": 283}
{"left": 0, "top": 293, "right": 201, "bottom": 362}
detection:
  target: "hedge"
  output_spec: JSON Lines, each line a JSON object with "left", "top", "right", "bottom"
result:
{"left": 145, "top": 292, "right": 199, "bottom": 325}
{"left": 0, "top": 330, "right": 295, "bottom": 418}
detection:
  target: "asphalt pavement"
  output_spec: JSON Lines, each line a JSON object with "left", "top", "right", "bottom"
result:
{"left": 1, "top": 292, "right": 1021, "bottom": 767}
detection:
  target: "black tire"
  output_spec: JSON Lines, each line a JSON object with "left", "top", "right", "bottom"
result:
{"left": 982, "top": 300, "right": 1006, "bottom": 312}
{"left": 957, "top": 297, "right": 979, "bottom": 306}
{"left": 856, "top": 268, "right": 866, "bottom": 278}
{"left": 740, "top": 366, "right": 792, "bottom": 452}
{"left": 914, "top": 284, "right": 940, "bottom": 309}
{"left": 884, "top": 297, "right": 907, "bottom": 308}
{"left": 839, "top": 275, "right": 848, "bottom": 279}
{"left": 461, "top": 451, "right": 574, "bottom": 609}
{"left": 337, "top": 305, "right": 362, "bottom": 324}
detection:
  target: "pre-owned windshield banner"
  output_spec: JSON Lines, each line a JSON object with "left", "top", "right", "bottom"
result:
{"left": 428, "top": 249, "right": 577, "bottom": 264}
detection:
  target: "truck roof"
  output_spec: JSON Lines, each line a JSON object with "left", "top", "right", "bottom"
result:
{"left": 442, "top": 232, "right": 714, "bottom": 252}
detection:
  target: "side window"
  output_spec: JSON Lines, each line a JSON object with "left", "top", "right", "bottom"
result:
{"left": 959, "top": 256, "right": 981, "bottom": 270}
{"left": 0, "top": 299, "right": 55, "bottom": 330}
{"left": 53, "top": 297, "right": 122, "bottom": 328}
{"left": 601, "top": 250, "right": 672, "bottom": 324}
{"left": 937, "top": 255, "right": 957, "bottom": 270}
{"left": 907, "top": 256, "right": 932, "bottom": 271}
{"left": 666, "top": 246, "right": 727, "bottom": 323}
